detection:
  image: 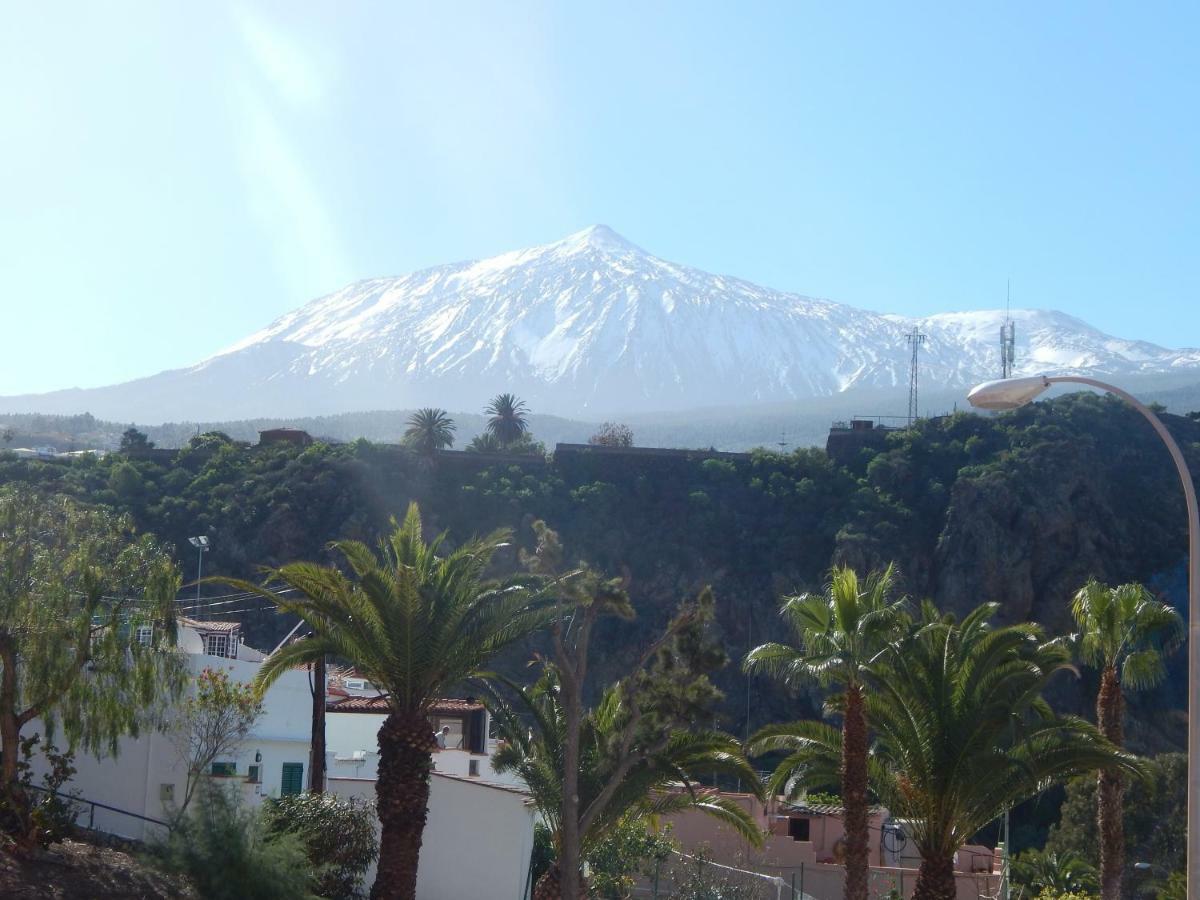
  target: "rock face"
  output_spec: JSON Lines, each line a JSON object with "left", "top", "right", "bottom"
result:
{"left": 3, "top": 225, "right": 1198, "bottom": 423}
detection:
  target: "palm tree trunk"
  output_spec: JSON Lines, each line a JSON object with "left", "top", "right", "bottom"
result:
{"left": 372, "top": 712, "right": 435, "bottom": 900}
{"left": 1097, "top": 664, "right": 1124, "bottom": 900}
{"left": 842, "top": 682, "right": 870, "bottom": 900}
{"left": 532, "top": 862, "right": 588, "bottom": 899}
{"left": 912, "top": 853, "right": 957, "bottom": 900}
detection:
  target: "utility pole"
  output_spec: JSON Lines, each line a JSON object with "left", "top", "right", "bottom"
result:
{"left": 906, "top": 326, "right": 926, "bottom": 426}
{"left": 309, "top": 654, "right": 326, "bottom": 793}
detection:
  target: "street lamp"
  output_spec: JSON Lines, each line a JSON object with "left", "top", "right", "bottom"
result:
{"left": 187, "top": 535, "right": 210, "bottom": 616}
{"left": 968, "top": 374, "right": 1200, "bottom": 898}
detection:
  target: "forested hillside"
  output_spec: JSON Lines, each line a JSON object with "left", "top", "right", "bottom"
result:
{"left": 1, "top": 394, "right": 1197, "bottom": 754}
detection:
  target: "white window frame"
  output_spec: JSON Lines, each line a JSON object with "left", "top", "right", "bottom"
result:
{"left": 135, "top": 625, "right": 154, "bottom": 646}
{"left": 205, "top": 633, "right": 231, "bottom": 658}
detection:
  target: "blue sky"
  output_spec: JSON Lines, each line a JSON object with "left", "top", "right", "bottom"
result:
{"left": 1, "top": 2, "right": 1196, "bottom": 395}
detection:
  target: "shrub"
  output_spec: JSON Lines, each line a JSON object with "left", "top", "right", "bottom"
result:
{"left": 153, "top": 785, "right": 315, "bottom": 900}
{"left": 264, "top": 792, "right": 379, "bottom": 899}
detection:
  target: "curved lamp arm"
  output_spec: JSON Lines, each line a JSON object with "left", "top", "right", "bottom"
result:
{"left": 1040, "top": 375, "right": 1199, "bottom": 897}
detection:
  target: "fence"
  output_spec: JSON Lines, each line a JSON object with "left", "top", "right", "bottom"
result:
{"left": 636, "top": 851, "right": 1002, "bottom": 900}
{"left": 26, "top": 784, "right": 172, "bottom": 843}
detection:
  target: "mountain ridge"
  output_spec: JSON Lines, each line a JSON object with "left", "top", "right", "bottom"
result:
{"left": 5, "top": 225, "right": 1198, "bottom": 423}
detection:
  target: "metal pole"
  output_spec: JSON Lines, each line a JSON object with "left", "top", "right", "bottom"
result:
{"left": 1045, "top": 376, "right": 1200, "bottom": 900}
{"left": 194, "top": 547, "right": 204, "bottom": 616}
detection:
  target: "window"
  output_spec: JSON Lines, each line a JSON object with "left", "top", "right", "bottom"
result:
{"left": 788, "top": 817, "right": 811, "bottom": 841}
{"left": 246, "top": 765, "right": 261, "bottom": 783}
{"left": 280, "top": 763, "right": 304, "bottom": 796}
{"left": 205, "top": 633, "right": 230, "bottom": 658}
{"left": 135, "top": 625, "right": 153, "bottom": 646}
{"left": 211, "top": 761, "right": 237, "bottom": 777}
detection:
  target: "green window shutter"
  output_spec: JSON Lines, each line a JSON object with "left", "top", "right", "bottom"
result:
{"left": 211, "top": 761, "right": 237, "bottom": 777}
{"left": 280, "top": 762, "right": 304, "bottom": 796}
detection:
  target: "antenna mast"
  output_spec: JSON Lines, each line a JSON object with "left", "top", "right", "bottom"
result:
{"left": 1000, "top": 280, "right": 1016, "bottom": 379}
{"left": 906, "top": 325, "right": 926, "bottom": 426}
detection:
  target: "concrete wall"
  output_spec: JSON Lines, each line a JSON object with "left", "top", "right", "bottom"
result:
{"left": 329, "top": 772, "right": 536, "bottom": 900}
{"left": 326, "top": 711, "right": 525, "bottom": 788}
{"left": 26, "top": 654, "right": 313, "bottom": 840}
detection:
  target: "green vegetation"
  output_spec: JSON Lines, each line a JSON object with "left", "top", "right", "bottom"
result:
{"left": 0, "top": 485, "right": 186, "bottom": 844}
{"left": 0, "top": 393, "right": 1196, "bottom": 896}
{"left": 224, "top": 504, "right": 553, "bottom": 900}
{"left": 263, "top": 793, "right": 379, "bottom": 899}
{"left": 492, "top": 522, "right": 760, "bottom": 899}
{"left": 167, "top": 667, "right": 264, "bottom": 820}
{"left": 1046, "top": 754, "right": 1185, "bottom": 900}
{"left": 402, "top": 408, "right": 455, "bottom": 454}
{"left": 1069, "top": 580, "right": 1183, "bottom": 899}
{"left": 746, "top": 564, "right": 905, "bottom": 900}
{"left": 153, "top": 785, "right": 316, "bottom": 900}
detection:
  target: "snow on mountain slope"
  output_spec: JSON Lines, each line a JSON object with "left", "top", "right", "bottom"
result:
{"left": 3, "top": 225, "right": 1198, "bottom": 423}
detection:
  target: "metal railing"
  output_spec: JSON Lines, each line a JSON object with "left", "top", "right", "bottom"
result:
{"left": 26, "top": 784, "right": 171, "bottom": 838}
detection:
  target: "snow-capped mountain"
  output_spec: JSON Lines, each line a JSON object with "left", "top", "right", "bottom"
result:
{"left": 4, "top": 225, "right": 1198, "bottom": 423}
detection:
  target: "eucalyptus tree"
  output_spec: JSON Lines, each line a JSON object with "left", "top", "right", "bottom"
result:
{"left": 1070, "top": 579, "right": 1183, "bottom": 900}
{"left": 744, "top": 564, "right": 905, "bottom": 900}
{"left": 515, "top": 520, "right": 756, "bottom": 899}
{"left": 0, "top": 486, "right": 186, "bottom": 843}
{"left": 226, "top": 503, "right": 556, "bottom": 900}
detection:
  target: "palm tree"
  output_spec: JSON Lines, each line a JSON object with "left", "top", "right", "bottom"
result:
{"left": 752, "top": 602, "right": 1145, "bottom": 900}
{"left": 1010, "top": 848, "right": 1098, "bottom": 899}
{"left": 1070, "top": 579, "right": 1183, "bottom": 900}
{"left": 486, "top": 666, "right": 762, "bottom": 899}
{"left": 402, "top": 408, "right": 455, "bottom": 455}
{"left": 744, "top": 565, "right": 905, "bottom": 900}
{"left": 485, "top": 393, "right": 530, "bottom": 447}
{"left": 224, "top": 504, "right": 554, "bottom": 900}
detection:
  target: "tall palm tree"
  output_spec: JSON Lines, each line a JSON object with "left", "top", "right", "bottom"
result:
{"left": 402, "top": 408, "right": 455, "bottom": 455}
{"left": 744, "top": 565, "right": 905, "bottom": 900}
{"left": 485, "top": 393, "right": 530, "bottom": 447}
{"left": 1070, "top": 579, "right": 1183, "bottom": 900}
{"left": 224, "top": 504, "right": 554, "bottom": 900}
{"left": 753, "top": 602, "right": 1145, "bottom": 900}
{"left": 486, "top": 666, "right": 763, "bottom": 899}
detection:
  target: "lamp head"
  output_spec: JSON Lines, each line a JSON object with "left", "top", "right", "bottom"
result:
{"left": 188, "top": 535, "right": 210, "bottom": 549}
{"left": 967, "top": 376, "right": 1052, "bottom": 411}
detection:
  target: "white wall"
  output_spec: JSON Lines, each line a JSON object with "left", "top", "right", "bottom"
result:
{"left": 326, "top": 712, "right": 525, "bottom": 788}
{"left": 329, "top": 772, "right": 536, "bottom": 900}
{"left": 26, "top": 653, "right": 313, "bottom": 840}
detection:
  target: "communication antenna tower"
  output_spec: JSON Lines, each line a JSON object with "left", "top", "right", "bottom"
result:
{"left": 776, "top": 430, "right": 789, "bottom": 453}
{"left": 906, "top": 325, "right": 926, "bottom": 425}
{"left": 1000, "top": 280, "right": 1016, "bottom": 379}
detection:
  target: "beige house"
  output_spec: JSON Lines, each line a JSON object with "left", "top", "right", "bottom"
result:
{"left": 660, "top": 792, "right": 1001, "bottom": 900}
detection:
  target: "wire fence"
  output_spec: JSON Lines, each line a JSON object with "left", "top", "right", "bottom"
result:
{"left": 633, "top": 850, "right": 1002, "bottom": 900}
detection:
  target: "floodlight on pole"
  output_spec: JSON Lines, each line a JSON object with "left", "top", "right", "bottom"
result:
{"left": 187, "top": 535, "right": 210, "bottom": 616}
{"left": 969, "top": 374, "right": 1200, "bottom": 900}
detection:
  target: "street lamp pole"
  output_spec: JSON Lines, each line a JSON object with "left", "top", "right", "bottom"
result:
{"left": 968, "top": 375, "right": 1200, "bottom": 899}
{"left": 187, "top": 535, "right": 210, "bottom": 617}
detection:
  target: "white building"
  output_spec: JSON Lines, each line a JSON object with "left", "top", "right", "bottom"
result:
{"left": 324, "top": 693, "right": 524, "bottom": 788}
{"left": 27, "top": 617, "right": 313, "bottom": 840}
{"left": 329, "top": 771, "right": 536, "bottom": 900}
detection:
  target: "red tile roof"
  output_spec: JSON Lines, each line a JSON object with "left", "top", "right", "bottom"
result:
{"left": 327, "top": 696, "right": 484, "bottom": 715}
